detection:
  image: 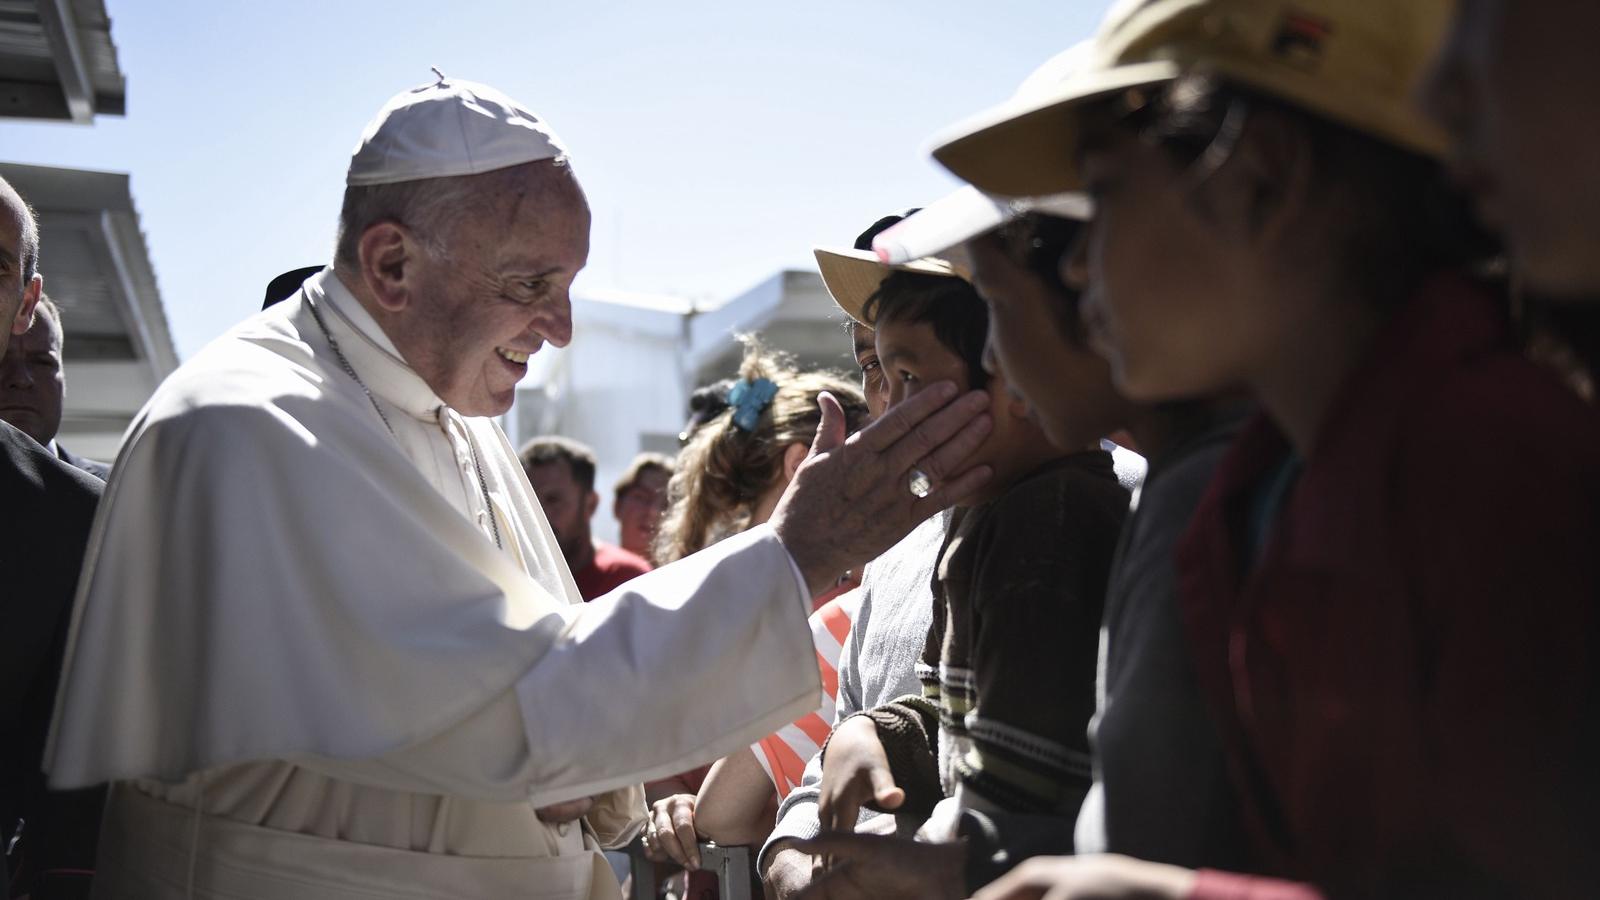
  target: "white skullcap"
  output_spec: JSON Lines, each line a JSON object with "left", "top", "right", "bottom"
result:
{"left": 346, "top": 72, "right": 568, "bottom": 187}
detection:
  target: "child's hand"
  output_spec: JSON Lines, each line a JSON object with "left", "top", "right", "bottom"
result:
{"left": 818, "top": 716, "right": 904, "bottom": 833}
{"left": 642, "top": 793, "right": 701, "bottom": 870}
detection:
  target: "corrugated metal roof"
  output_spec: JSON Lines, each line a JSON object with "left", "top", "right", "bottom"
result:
{"left": 0, "top": 0, "right": 124, "bottom": 122}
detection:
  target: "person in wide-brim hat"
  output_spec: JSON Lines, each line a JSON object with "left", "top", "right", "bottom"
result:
{"left": 814, "top": 2, "right": 1600, "bottom": 899}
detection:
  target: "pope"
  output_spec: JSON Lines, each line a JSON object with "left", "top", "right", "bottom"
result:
{"left": 43, "top": 75, "right": 992, "bottom": 900}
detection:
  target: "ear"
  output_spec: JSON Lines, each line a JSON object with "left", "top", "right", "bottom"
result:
{"left": 583, "top": 490, "right": 600, "bottom": 520}
{"left": 1215, "top": 109, "right": 1316, "bottom": 246}
{"left": 11, "top": 273, "right": 41, "bottom": 336}
{"left": 782, "top": 441, "right": 809, "bottom": 481}
{"left": 357, "top": 222, "right": 422, "bottom": 313}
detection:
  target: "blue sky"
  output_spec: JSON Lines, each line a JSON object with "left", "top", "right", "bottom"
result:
{"left": 0, "top": 1, "right": 1099, "bottom": 358}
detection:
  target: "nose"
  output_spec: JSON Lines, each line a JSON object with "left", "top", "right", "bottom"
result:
{"left": 0, "top": 351, "right": 31, "bottom": 390}
{"left": 536, "top": 288, "right": 573, "bottom": 349}
{"left": 887, "top": 378, "right": 911, "bottom": 410}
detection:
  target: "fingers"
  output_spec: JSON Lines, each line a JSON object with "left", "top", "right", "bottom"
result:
{"left": 910, "top": 405, "right": 994, "bottom": 483}
{"left": 671, "top": 798, "right": 701, "bottom": 870}
{"left": 882, "top": 391, "right": 991, "bottom": 479}
{"left": 868, "top": 766, "right": 905, "bottom": 811}
{"left": 912, "top": 463, "right": 994, "bottom": 519}
{"left": 809, "top": 392, "right": 848, "bottom": 457}
{"left": 857, "top": 382, "right": 960, "bottom": 454}
{"left": 648, "top": 795, "right": 700, "bottom": 869}
{"left": 832, "top": 789, "right": 862, "bottom": 834}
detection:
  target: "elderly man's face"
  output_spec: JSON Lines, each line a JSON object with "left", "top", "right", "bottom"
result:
{"left": 0, "top": 182, "right": 42, "bottom": 360}
{"left": 0, "top": 306, "right": 64, "bottom": 445}
{"left": 401, "top": 162, "right": 590, "bottom": 416}
{"left": 1420, "top": 0, "right": 1600, "bottom": 297}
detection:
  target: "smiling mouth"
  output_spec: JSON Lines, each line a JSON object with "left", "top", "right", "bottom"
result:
{"left": 496, "top": 347, "right": 532, "bottom": 365}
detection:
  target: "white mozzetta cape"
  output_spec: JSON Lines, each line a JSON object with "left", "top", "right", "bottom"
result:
{"left": 45, "top": 273, "right": 820, "bottom": 810}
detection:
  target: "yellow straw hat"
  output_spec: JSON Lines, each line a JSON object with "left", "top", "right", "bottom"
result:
{"left": 932, "top": 0, "right": 1456, "bottom": 197}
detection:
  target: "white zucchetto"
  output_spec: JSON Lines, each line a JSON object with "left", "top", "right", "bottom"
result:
{"left": 346, "top": 72, "right": 568, "bottom": 187}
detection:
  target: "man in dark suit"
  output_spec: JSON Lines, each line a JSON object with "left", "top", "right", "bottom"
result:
{"left": 0, "top": 175, "right": 104, "bottom": 898}
{"left": 0, "top": 293, "right": 111, "bottom": 481}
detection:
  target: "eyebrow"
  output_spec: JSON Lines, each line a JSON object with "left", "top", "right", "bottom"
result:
{"left": 878, "top": 342, "right": 920, "bottom": 369}
{"left": 501, "top": 264, "right": 569, "bottom": 280}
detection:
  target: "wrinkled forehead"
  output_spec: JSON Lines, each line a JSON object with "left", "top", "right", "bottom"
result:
{"left": 478, "top": 163, "right": 591, "bottom": 260}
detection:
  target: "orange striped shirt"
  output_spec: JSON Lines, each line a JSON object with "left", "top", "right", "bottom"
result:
{"left": 752, "top": 589, "right": 861, "bottom": 798}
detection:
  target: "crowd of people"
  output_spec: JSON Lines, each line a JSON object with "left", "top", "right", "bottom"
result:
{"left": 3, "top": 0, "right": 1599, "bottom": 897}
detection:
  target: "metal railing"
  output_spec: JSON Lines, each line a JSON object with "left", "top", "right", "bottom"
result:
{"left": 627, "top": 838, "right": 755, "bottom": 900}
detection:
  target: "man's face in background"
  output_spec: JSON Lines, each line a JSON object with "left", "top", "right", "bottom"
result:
{"left": 0, "top": 302, "right": 63, "bottom": 445}
{"left": 527, "top": 458, "right": 597, "bottom": 565}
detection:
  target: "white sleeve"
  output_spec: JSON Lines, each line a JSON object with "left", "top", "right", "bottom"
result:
{"left": 300, "top": 525, "right": 820, "bottom": 807}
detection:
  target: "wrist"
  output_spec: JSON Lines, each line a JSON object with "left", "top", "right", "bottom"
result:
{"left": 772, "top": 516, "right": 842, "bottom": 597}
{"left": 760, "top": 843, "right": 815, "bottom": 898}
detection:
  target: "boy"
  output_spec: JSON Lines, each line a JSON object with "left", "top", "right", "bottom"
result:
{"left": 811, "top": 249, "right": 1128, "bottom": 839}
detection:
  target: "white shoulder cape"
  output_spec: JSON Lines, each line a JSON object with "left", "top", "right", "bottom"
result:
{"left": 45, "top": 298, "right": 584, "bottom": 787}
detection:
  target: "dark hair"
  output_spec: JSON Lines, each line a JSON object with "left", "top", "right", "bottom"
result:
{"left": 519, "top": 435, "right": 597, "bottom": 493}
{"left": 1086, "top": 73, "right": 1499, "bottom": 304}
{"left": 862, "top": 271, "right": 991, "bottom": 391}
{"left": 680, "top": 378, "right": 735, "bottom": 442}
{"left": 997, "top": 212, "right": 1088, "bottom": 343}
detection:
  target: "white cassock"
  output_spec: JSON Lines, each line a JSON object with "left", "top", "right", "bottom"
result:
{"left": 45, "top": 270, "right": 821, "bottom": 899}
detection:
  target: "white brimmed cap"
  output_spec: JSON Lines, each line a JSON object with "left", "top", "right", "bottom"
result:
{"left": 347, "top": 71, "right": 568, "bottom": 187}
{"left": 871, "top": 186, "right": 1092, "bottom": 266}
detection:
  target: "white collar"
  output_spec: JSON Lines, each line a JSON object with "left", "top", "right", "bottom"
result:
{"left": 304, "top": 268, "right": 448, "bottom": 423}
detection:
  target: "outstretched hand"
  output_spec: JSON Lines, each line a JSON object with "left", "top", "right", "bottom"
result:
{"left": 789, "top": 833, "right": 965, "bottom": 900}
{"left": 770, "top": 383, "right": 992, "bottom": 596}
{"left": 817, "top": 716, "right": 903, "bottom": 834}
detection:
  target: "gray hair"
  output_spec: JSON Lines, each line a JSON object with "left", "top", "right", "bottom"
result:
{"left": 20, "top": 206, "right": 37, "bottom": 288}
{"left": 332, "top": 158, "right": 570, "bottom": 270}
{"left": 0, "top": 177, "right": 40, "bottom": 293}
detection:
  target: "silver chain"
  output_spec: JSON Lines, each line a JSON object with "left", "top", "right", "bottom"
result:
{"left": 304, "top": 291, "right": 504, "bottom": 550}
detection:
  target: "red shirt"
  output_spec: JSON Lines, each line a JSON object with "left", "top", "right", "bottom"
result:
{"left": 572, "top": 541, "right": 652, "bottom": 601}
{"left": 1177, "top": 275, "right": 1600, "bottom": 898}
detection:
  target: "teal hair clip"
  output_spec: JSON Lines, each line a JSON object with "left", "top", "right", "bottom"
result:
{"left": 726, "top": 377, "right": 778, "bottom": 431}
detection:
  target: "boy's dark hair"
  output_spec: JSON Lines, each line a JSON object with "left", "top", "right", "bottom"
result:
{"left": 519, "top": 436, "right": 597, "bottom": 493}
{"left": 997, "top": 212, "right": 1087, "bottom": 344}
{"left": 862, "top": 272, "right": 991, "bottom": 391}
